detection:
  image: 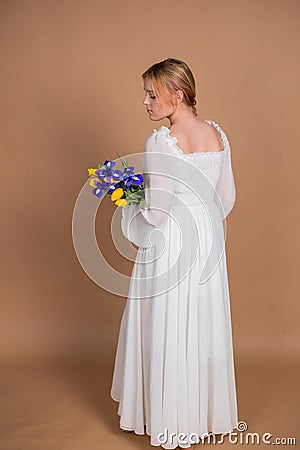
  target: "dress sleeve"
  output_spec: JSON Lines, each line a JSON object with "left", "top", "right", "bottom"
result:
{"left": 121, "top": 130, "right": 180, "bottom": 248}
{"left": 198, "top": 121, "right": 237, "bottom": 284}
{"left": 213, "top": 123, "right": 237, "bottom": 221}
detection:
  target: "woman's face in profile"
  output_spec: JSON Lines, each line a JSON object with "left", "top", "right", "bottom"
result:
{"left": 143, "top": 77, "right": 175, "bottom": 121}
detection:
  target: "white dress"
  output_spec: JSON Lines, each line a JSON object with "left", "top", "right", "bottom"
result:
{"left": 110, "top": 120, "right": 239, "bottom": 449}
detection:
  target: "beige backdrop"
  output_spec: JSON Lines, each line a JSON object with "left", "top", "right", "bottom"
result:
{"left": 0, "top": 1, "right": 299, "bottom": 449}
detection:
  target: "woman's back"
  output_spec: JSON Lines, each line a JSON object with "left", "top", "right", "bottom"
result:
{"left": 168, "top": 118, "right": 224, "bottom": 154}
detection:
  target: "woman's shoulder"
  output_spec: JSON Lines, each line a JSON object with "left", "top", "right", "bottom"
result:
{"left": 171, "top": 119, "right": 225, "bottom": 153}
{"left": 144, "top": 125, "right": 181, "bottom": 155}
{"left": 144, "top": 119, "right": 230, "bottom": 156}
{"left": 148, "top": 119, "right": 226, "bottom": 152}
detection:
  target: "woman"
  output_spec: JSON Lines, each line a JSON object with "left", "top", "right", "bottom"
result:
{"left": 110, "top": 58, "right": 239, "bottom": 449}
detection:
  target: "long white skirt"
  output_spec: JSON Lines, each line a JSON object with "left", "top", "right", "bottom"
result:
{"left": 110, "top": 199, "right": 239, "bottom": 449}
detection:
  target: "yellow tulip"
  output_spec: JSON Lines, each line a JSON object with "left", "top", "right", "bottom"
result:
{"left": 88, "top": 168, "right": 97, "bottom": 176}
{"left": 111, "top": 187, "right": 124, "bottom": 201}
{"left": 115, "top": 198, "right": 127, "bottom": 207}
{"left": 89, "top": 178, "right": 98, "bottom": 187}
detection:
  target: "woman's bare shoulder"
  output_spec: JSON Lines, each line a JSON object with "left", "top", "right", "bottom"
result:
{"left": 169, "top": 118, "right": 224, "bottom": 154}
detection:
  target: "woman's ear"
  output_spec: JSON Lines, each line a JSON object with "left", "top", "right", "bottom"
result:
{"left": 176, "top": 89, "right": 184, "bottom": 105}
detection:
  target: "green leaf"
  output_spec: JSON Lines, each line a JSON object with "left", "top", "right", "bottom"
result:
{"left": 127, "top": 193, "right": 139, "bottom": 201}
{"left": 115, "top": 150, "right": 129, "bottom": 168}
{"left": 139, "top": 197, "right": 145, "bottom": 210}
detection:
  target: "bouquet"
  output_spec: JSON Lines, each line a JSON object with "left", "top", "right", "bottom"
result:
{"left": 87, "top": 151, "right": 146, "bottom": 210}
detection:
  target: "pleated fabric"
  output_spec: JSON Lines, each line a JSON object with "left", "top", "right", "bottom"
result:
{"left": 111, "top": 204, "right": 238, "bottom": 448}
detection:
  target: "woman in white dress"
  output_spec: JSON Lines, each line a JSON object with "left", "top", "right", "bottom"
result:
{"left": 110, "top": 58, "right": 239, "bottom": 449}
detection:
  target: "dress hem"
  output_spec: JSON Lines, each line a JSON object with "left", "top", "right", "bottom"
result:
{"left": 111, "top": 392, "right": 238, "bottom": 448}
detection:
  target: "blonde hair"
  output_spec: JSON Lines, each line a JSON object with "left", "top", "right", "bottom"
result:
{"left": 142, "top": 58, "right": 197, "bottom": 116}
